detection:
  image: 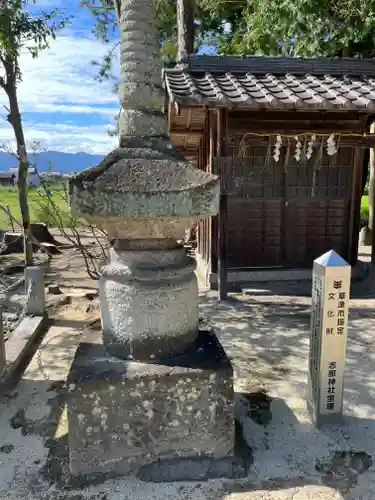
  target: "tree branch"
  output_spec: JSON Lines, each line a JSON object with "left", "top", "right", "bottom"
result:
{"left": 113, "top": 0, "right": 121, "bottom": 24}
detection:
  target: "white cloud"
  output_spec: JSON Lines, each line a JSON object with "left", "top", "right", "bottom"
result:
{"left": 22, "top": 102, "right": 119, "bottom": 117}
{"left": 0, "top": 28, "right": 120, "bottom": 154}
{"left": 0, "top": 120, "right": 117, "bottom": 155}
{"left": 16, "top": 30, "right": 120, "bottom": 114}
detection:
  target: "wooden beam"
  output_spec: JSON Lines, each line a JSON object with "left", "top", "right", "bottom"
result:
{"left": 170, "top": 131, "right": 203, "bottom": 138}
{"left": 356, "top": 136, "right": 375, "bottom": 148}
{"left": 229, "top": 125, "right": 363, "bottom": 135}
{"left": 187, "top": 107, "right": 192, "bottom": 129}
{"left": 208, "top": 110, "right": 215, "bottom": 174}
{"left": 228, "top": 109, "right": 367, "bottom": 121}
{"left": 217, "top": 109, "right": 222, "bottom": 156}
{"left": 167, "top": 102, "right": 172, "bottom": 134}
{"left": 227, "top": 133, "right": 375, "bottom": 148}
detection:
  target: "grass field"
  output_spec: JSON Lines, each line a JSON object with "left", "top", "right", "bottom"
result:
{"left": 361, "top": 195, "right": 369, "bottom": 219}
{"left": 0, "top": 184, "right": 71, "bottom": 228}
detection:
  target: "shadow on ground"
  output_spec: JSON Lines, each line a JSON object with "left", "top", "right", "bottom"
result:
{"left": 1, "top": 279, "right": 375, "bottom": 498}
{"left": 199, "top": 291, "right": 375, "bottom": 499}
{"left": 219, "top": 395, "right": 374, "bottom": 500}
{"left": 1, "top": 377, "right": 374, "bottom": 500}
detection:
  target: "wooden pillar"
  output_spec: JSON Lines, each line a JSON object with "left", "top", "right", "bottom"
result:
{"left": 369, "top": 122, "right": 375, "bottom": 281}
{"left": 210, "top": 111, "right": 218, "bottom": 276}
{"left": 216, "top": 108, "right": 228, "bottom": 300}
{"left": 204, "top": 112, "right": 210, "bottom": 268}
{"left": 349, "top": 145, "right": 365, "bottom": 266}
{"left": 368, "top": 123, "right": 375, "bottom": 240}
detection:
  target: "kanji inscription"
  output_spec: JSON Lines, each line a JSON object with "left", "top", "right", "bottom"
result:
{"left": 308, "top": 250, "right": 350, "bottom": 427}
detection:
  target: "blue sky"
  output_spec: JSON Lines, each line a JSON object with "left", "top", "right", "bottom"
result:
{"left": 0, "top": 0, "right": 120, "bottom": 154}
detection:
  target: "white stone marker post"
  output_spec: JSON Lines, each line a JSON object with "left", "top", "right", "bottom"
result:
{"left": 24, "top": 266, "right": 45, "bottom": 316}
{"left": 308, "top": 249, "right": 351, "bottom": 427}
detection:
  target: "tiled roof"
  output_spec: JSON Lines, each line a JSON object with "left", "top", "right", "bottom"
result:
{"left": 163, "top": 56, "right": 375, "bottom": 110}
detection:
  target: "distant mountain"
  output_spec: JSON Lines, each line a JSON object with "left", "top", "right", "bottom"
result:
{"left": 0, "top": 151, "right": 104, "bottom": 173}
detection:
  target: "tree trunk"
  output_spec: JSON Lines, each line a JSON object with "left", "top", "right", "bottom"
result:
{"left": 6, "top": 83, "right": 33, "bottom": 266}
{"left": 1, "top": 0, "right": 32, "bottom": 265}
{"left": 177, "top": 0, "right": 196, "bottom": 63}
{"left": 113, "top": 0, "right": 121, "bottom": 23}
{"left": 342, "top": 44, "right": 352, "bottom": 57}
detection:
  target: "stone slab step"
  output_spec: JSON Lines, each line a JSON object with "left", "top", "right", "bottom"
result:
{"left": 0, "top": 315, "right": 49, "bottom": 391}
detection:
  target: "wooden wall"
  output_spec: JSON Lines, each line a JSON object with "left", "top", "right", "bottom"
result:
{"left": 169, "top": 107, "right": 368, "bottom": 271}
{"left": 211, "top": 109, "right": 366, "bottom": 270}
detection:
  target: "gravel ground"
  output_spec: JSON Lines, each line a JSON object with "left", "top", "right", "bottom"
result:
{"left": 0, "top": 242, "right": 374, "bottom": 499}
{"left": 0, "top": 285, "right": 375, "bottom": 500}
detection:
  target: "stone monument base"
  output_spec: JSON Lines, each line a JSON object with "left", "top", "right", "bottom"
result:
{"left": 67, "top": 330, "right": 246, "bottom": 482}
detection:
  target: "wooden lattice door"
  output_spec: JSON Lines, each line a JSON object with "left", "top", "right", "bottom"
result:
{"left": 284, "top": 148, "right": 353, "bottom": 267}
{"left": 214, "top": 153, "right": 284, "bottom": 268}
{"left": 215, "top": 146, "right": 353, "bottom": 269}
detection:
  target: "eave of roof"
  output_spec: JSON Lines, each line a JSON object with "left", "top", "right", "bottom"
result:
{"left": 163, "top": 55, "right": 375, "bottom": 111}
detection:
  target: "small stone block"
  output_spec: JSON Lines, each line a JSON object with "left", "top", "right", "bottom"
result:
{"left": 67, "top": 330, "right": 242, "bottom": 481}
{"left": 39, "top": 242, "right": 62, "bottom": 255}
{"left": 47, "top": 284, "right": 63, "bottom": 295}
{"left": 25, "top": 266, "right": 45, "bottom": 315}
{"left": 1, "top": 315, "right": 48, "bottom": 388}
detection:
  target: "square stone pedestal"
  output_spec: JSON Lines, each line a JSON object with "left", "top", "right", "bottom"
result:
{"left": 67, "top": 330, "right": 246, "bottom": 482}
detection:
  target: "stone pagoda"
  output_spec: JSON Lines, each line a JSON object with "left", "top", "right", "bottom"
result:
{"left": 67, "top": 0, "right": 244, "bottom": 481}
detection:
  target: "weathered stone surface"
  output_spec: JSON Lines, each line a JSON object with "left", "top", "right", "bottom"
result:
{"left": 118, "top": 0, "right": 165, "bottom": 139}
{"left": 84, "top": 291, "right": 98, "bottom": 301}
{"left": 68, "top": 0, "right": 219, "bottom": 240}
{"left": 69, "top": 143, "right": 219, "bottom": 241}
{"left": 118, "top": 109, "right": 165, "bottom": 138}
{"left": 68, "top": 0, "right": 220, "bottom": 241}
{"left": 47, "top": 284, "right": 63, "bottom": 295}
{"left": 67, "top": 330, "right": 241, "bottom": 480}
{"left": 30, "top": 222, "right": 63, "bottom": 246}
{"left": 39, "top": 242, "right": 61, "bottom": 255}
{"left": 67, "top": 0, "right": 222, "bottom": 480}
{"left": 67, "top": 0, "right": 220, "bottom": 362}
{"left": 0, "top": 223, "right": 62, "bottom": 256}
{"left": 2, "top": 315, "right": 48, "bottom": 387}
{"left": 100, "top": 240, "right": 199, "bottom": 360}
{"left": 24, "top": 266, "right": 45, "bottom": 316}
{"left": 0, "top": 232, "right": 38, "bottom": 256}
